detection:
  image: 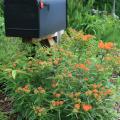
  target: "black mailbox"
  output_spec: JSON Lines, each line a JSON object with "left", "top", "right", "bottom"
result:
{"left": 4, "top": 0, "right": 67, "bottom": 38}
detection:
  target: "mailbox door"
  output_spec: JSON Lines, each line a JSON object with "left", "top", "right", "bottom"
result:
{"left": 39, "top": 0, "right": 67, "bottom": 37}
{"left": 4, "top": 0, "right": 39, "bottom": 37}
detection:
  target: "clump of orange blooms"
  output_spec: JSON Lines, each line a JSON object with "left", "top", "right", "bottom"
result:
{"left": 51, "top": 100, "right": 64, "bottom": 107}
{"left": 98, "top": 40, "right": 114, "bottom": 50}
{"left": 75, "top": 64, "right": 89, "bottom": 71}
{"left": 34, "top": 86, "right": 46, "bottom": 94}
{"left": 82, "top": 34, "right": 95, "bottom": 41}
{"left": 16, "top": 85, "right": 30, "bottom": 93}
{"left": 82, "top": 104, "right": 92, "bottom": 112}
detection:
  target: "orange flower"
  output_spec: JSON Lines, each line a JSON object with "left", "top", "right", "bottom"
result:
{"left": 75, "top": 64, "right": 80, "bottom": 69}
{"left": 104, "top": 89, "right": 112, "bottom": 96}
{"left": 68, "top": 73, "right": 72, "bottom": 78}
{"left": 52, "top": 100, "right": 64, "bottom": 106}
{"left": 84, "top": 78, "right": 88, "bottom": 81}
{"left": 59, "top": 101, "right": 64, "bottom": 105}
{"left": 79, "top": 64, "right": 89, "bottom": 71}
{"left": 53, "top": 93, "right": 61, "bottom": 98}
{"left": 94, "top": 93, "right": 99, "bottom": 98}
{"left": 92, "top": 89, "right": 98, "bottom": 93}
{"left": 22, "top": 85, "right": 30, "bottom": 93}
{"left": 53, "top": 60, "right": 59, "bottom": 65}
{"left": 82, "top": 34, "right": 94, "bottom": 41}
{"left": 74, "top": 104, "right": 81, "bottom": 109}
{"left": 82, "top": 104, "right": 92, "bottom": 112}
{"left": 34, "top": 107, "right": 45, "bottom": 114}
{"left": 34, "top": 86, "right": 46, "bottom": 94}
{"left": 104, "top": 42, "right": 114, "bottom": 50}
{"left": 98, "top": 41, "right": 114, "bottom": 50}
{"left": 98, "top": 40, "right": 105, "bottom": 49}
{"left": 92, "top": 84, "right": 98, "bottom": 89}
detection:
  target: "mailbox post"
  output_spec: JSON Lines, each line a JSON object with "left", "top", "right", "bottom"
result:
{"left": 4, "top": 0, "right": 67, "bottom": 46}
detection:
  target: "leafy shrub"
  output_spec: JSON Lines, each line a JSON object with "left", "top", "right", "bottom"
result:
{"left": 0, "top": 29, "right": 119, "bottom": 120}
{"left": 68, "top": 0, "right": 120, "bottom": 46}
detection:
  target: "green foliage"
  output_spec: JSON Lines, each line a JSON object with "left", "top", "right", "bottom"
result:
{"left": 68, "top": 0, "right": 120, "bottom": 47}
{"left": 0, "top": 110, "right": 8, "bottom": 120}
{"left": 0, "top": 17, "right": 4, "bottom": 35}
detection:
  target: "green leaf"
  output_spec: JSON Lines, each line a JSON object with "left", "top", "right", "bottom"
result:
{"left": 12, "top": 70, "right": 17, "bottom": 80}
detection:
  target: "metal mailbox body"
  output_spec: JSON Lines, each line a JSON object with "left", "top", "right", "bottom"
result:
{"left": 4, "top": 0, "right": 67, "bottom": 38}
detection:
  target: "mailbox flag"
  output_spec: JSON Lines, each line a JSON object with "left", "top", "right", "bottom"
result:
{"left": 40, "top": 0, "right": 44, "bottom": 9}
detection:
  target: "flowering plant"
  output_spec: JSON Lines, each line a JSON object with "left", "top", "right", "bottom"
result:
{"left": 0, "top": 28, "right": 119, "bottom": 120}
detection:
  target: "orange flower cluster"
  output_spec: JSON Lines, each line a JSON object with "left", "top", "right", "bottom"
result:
{"left": 82, "top": 34, "right": 94, "bottom": 41}
{"left": 16, "top": 85, "right": 30, "bottom": 93}
{"left": 51, "top": 100, "right": 64, "bottom": 107}
{"left": 74, "top": 103, "right": 93, "bottom": 112}
{"left": 104, "top": 89, "right": 112, "bottom": 96}
{"left": 53, "top": 58, "right": 62, "bottom": 65}
{"left": 37, "top": 60, "right": 47, "bottom": 65}
{"left": 92, "top": 84, "right": 102, "bottom": 89}
{"left": 75, "top": 64, "right": 89, "bottom": 71}
{"left": 98, "top": 41, "right": 114, "bottom": 50}
{"left": 82, "top": 104, "right": 92, "bottom": 112}
{"left": 86, "top": 84, "right": 112, "bottom": 100}
{"left": 34, "top": 86, "right": 46, "bottom": 94}
{"left": 33, "top": 106, "right": 45, "bottom": 115}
